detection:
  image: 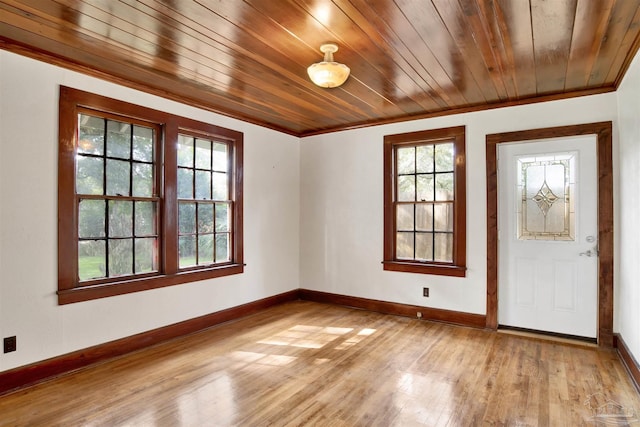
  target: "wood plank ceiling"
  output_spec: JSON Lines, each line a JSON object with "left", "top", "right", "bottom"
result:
{"left": 1, "top": 0, "right": 640, "bottom": 136}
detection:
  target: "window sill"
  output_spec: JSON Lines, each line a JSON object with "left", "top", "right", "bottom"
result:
{"left": 382, "top": 260, "right": 466, "bottom": 277}
{"left": 58, "top": 263, "right": 244, "bottom": 304}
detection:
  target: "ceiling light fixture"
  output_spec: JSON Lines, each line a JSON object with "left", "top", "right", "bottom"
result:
{"left": 307, "top": 43, "right": 350, "bottom": 88}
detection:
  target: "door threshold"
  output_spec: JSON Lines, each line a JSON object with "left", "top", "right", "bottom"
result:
{"left": 498, "top": 325, "right": 598, "bottom": 347}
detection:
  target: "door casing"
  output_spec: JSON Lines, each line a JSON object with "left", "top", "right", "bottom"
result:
{"left": 486, "top": 122, "right": 613, "bottom": 346}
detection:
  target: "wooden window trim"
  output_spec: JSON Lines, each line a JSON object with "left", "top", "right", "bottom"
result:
{"left": 383, "top": 126, "right": 466, "bottom": 277}
{"left": 58, "top": 86, "right": 243, "bottom": 304}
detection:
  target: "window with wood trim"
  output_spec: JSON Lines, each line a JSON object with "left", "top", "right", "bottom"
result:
{"left": 383, "top": 126, "right": 466, "bottom": 277}
{"left": 176, "top": 134, "right": 232, "bottom": 268}
{"left": 58, "top": 86, "right": 243, "bottom": 304}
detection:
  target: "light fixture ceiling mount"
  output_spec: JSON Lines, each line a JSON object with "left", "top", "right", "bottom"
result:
{"left": 307, "top": 43, "right": 350, "bottom": 88}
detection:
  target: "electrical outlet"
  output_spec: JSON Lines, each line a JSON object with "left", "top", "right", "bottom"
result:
{"left": 423, "top": 287, "right": 429, "bottom": 297}
{"left": 4, "top": 336, "right": 16, "bottom": 353}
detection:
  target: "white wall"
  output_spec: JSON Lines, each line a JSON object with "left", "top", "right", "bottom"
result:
{"left": 617, "top": 50, "right": 640, "bottom": 362}
{"left": 0, "top": 51, "right": 300, "bottom": 372}
{"left": 300, "top": 93, "right": 618, "bottom": 316}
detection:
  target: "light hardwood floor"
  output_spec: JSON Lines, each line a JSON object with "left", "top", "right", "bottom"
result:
{"left": 1, "top": 301, "right": 638, "bottom": 426}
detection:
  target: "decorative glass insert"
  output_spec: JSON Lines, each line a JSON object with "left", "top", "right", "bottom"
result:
{"left": 76, "top": 113, "right": 158, "bottom": 281}
{"left": 395, "top": 142, "right": 455, "bottom": 262}
{"left": 516, "top": 152, "right": 576, "bottom": 241}
{"left": 177, "top": 134, "right": 231, "bottom": 268}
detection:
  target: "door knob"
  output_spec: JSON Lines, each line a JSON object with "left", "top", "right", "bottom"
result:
{"left": 580, "top": 246, "right": 599, "bottom": 257}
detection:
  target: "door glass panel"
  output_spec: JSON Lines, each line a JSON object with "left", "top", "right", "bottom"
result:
{"left": 517, "top": 152, "right": 575, "bottom": 241}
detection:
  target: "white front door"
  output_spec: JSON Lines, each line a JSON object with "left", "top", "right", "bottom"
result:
{"left": 498, "top": 135, "right": 598, "bottom": 338}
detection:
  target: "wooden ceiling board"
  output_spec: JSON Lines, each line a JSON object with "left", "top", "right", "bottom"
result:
{"left": 1, "top": 0, "right": 639, "bottom": 136}
{"left": 586, "top": 0, "right": 640, "bottom": 86}
{"left": 607, "top": 5, "right": 640, "bottom": 85}
{"left": 494, "top": 0, "right": 536, "bottom": 98}
{"left": 340, "top": 0, "right": 461, "bottom": 109}
{"left": 388, "top": 0, "right": 483, "bottom": 106}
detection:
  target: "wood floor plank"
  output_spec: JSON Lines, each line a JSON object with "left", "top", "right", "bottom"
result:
{"left": 0, "top": 301, "right": 638, "bottom": 426}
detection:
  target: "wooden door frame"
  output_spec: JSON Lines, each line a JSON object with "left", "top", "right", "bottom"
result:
{"left": 486, "top": 122, "right": 614, "bottom": 347}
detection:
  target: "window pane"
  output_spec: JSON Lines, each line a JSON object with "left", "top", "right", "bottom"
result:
{"left": 434, "top": 203, "right": 453, "bottom": 232}
{"left": 132, "top": 163, "right": 153, "bottom": 197}
{"left": 134, "top": 201, "right": 156, "bottom": 236}
{"left": 215, "top": 203, "right": 229, "bottom": 232}
{"left": 396, "top": 204, "right": 414, "bottom": 231}
{"left": 416, "top": 233, "right": 433, "bottom": 261}
{"left": 195, "top": 171, "right": 212, "bottom": 200}
{"left": 434, "top": 233, "right": 453, "bottom": 262}
{"left": 177, "top": 168, "right": 193, "bottom": 199}
{"left": 435, "top": 172, "right": 454, "bottom": 201}
{"left": 109, "top": 201, "right": 133, "bottom": 238}
{"left": 78, "top": 240, "right": 106, "bottom": 281}
{"left": 198, "top": 234, "right": 214, "bottom": 265}
{"left": 132, "top": 126, "right": 153, "bottom": 162}
{"left": 78, "top": 114, "right": 104, "bottom": 155}
{"left": 76, "top": 156, "right": 104, "bottom": 195}
{"left": 212, "top": 172, "right": 228, "bottom": 200}
{"left": 179, "top": 202, "right": 196, "bottom": 234}
{"left": 416, "top": 175, "right": 434, "bottom": 201}
{"left": 416, "top": 145, "right": 434, "bottom": 173}
{"left": 135, "top": 238, "right": 157, "bottom": 273}
{"left": 198, "top": 203, "right": 214, "bottom": 233}
{"left": 106, "top": 120, "right": 131, "bottom": 159}
{"left": 179, "top": 235, "right": 196, "bottom": 268}
{"left": 195, "top": 138, "right": 212, "bottom": 170}
{"left": 435, "top": 143, "right": 454, "bottom": 172}
{"left": 397, "top": 147, "right": 415, "bottom": 174}
{"left": 415, "top": 203, "right": 433, "bottom": 232}
{"left": 212, "top": 142, "right": 228, "bottom": 171}
{"left": 106, "top": 159, "right": 130, "bottom": 196}
{"left": 109, "top": 239, "right": 133, "bottom": 276}
{"left": 396, "top": 232, "right": 414, "bottom": 259}
{"left": 215, "top": 233, "right": 230, "bottom": 262}
{"left": 397, "top": 175, "right": 415, "bottom": 202}
{"left": 177, "top": 135, "right": 194, "bottom": 167}
{"left": 79, "top": 199, "right": 105, "bottom": 238}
